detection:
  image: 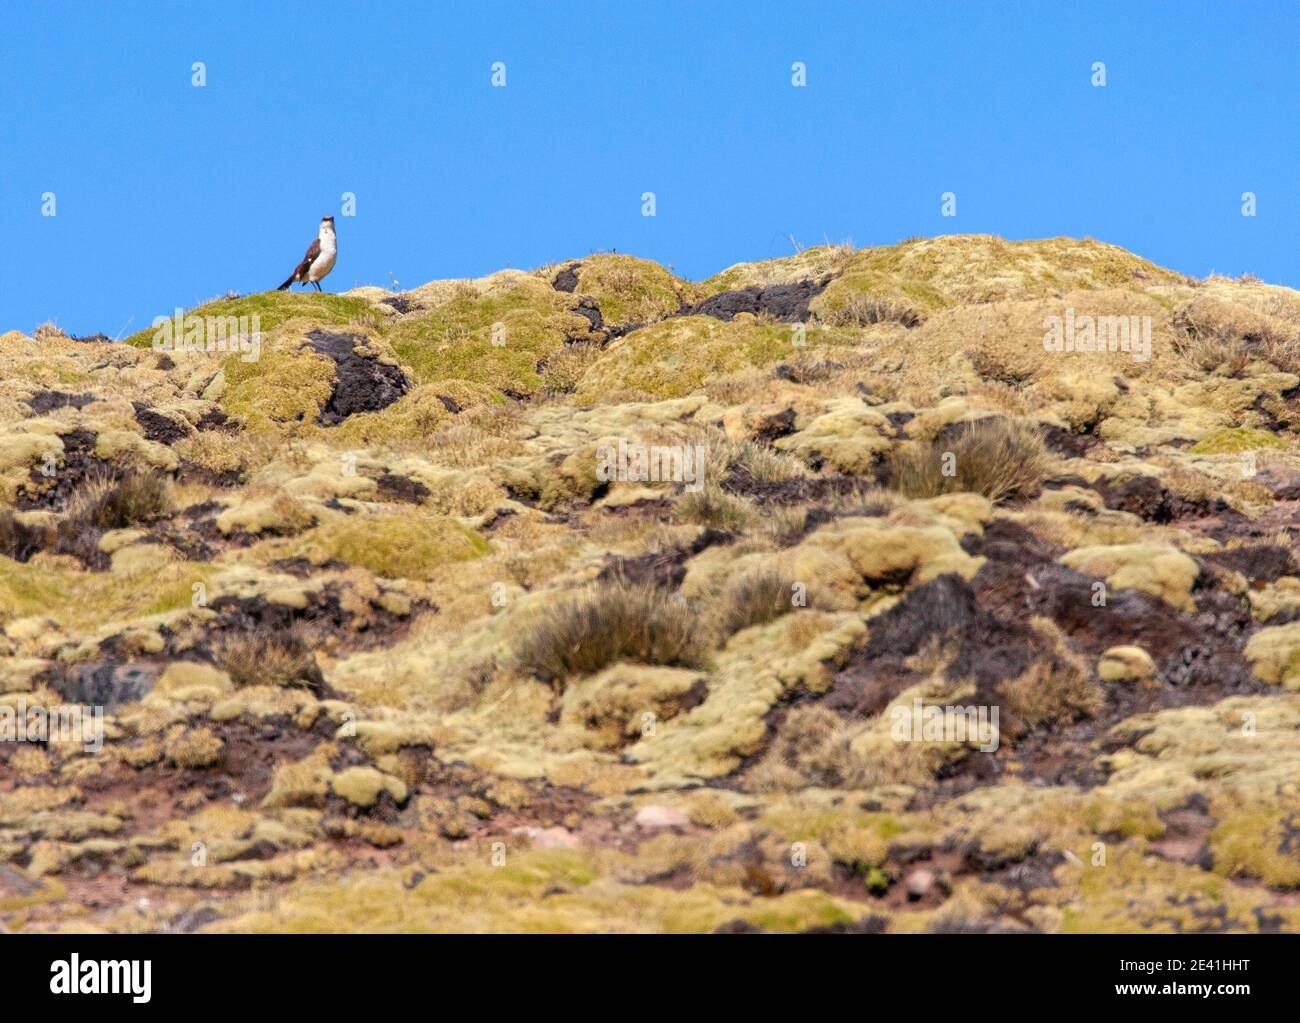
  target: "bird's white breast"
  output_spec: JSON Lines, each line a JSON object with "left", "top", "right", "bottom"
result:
{"left": 309, "top": 230, "right": 337, "bottom": 281}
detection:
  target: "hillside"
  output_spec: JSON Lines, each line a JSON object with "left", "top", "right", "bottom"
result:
{"left": 4, "top": 234, "right": 1300, "bottom": 933}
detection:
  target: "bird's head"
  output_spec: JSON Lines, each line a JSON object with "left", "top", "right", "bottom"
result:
{"left": 321, "top": 215, "right": 335, "bottom": 231}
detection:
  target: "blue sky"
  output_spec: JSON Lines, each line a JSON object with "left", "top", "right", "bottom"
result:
{"left": 2, "top": 1, "right": 1298, "bottom": 336}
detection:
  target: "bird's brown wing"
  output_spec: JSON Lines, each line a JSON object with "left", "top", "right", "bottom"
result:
{"left": 291, "top": 237, "right": 322, "bottom": 280}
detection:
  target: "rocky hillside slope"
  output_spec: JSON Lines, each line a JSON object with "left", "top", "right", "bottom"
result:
{"left": 4, "top": 234, "right": 1300, "bottom": 932}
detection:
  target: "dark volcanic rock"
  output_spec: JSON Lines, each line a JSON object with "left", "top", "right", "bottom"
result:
{"left": 1202, "top": 543, "right": 1295, "bottom": 583}
{"left": 683, "top": 278, "right": 830, "bottom": 323}
{"left": 133, "top": 402, "right": 190, "bottom": 444}
{"left": 569, "top": 297, "right": 603, "bottom": 332}
{"left": 17, "top": 429, "right": 108, "bottom": 511}
{"left": 376, "top": 472, "right": 431, "bottom": 504}
{"left": 25, "top": 390, "right": 96, "bottom": 414}
{"left": 307, "top": 331, "right": 410, "bottom": 425}
{"left": 1095, "top": 473, "right": 1235, "bottom": 524}
{"left": 552, "top": 263, "right": 581, "bottom": 293}
{"left": 827, "top": 573, "right": 1042, "bottom": 720}
{"left": 970, "top": 519, "right": 1258, "bottom": 692}
{"left": 58, "top": 662, "right": 157, "bottom": 710}
{"left": 1041, "top": 424, "right": 1100, "bottom": 459}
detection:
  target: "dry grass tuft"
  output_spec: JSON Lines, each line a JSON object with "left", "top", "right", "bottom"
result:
{"left": 714, "top": 566, "right": 801, "bottom": 638}
{"left": 65, "top": 470, "right": 171, "bottom": 531}
{"left": 49, "top": 470, "right": 172, "bottom": 564}
{"left": 687, "top": 428, "right": 807, "bottom": 486}
{"left": 540, "top": 341, "right": 605, "bottom": 397}
{"left": 821, "top": 480, "right": 906, "bottom": 518}
{"left": 819, "top": 294, "right": 923, "bottom": 328}
{"left": 997, "top": 660, "right": 1104, "bottom": 733}
{"left": 33, "top": 322, "right": 69, "bottom": 341}
{"left": 513, "top": 581, "right": 704, "bottom": 684}
{"left": 996, "top": 618, "right": 1104, "bottom": 734}
{"left": 1172, "top": 298, "right": 1300, "bottom": 375}
{"left": 965, "top": 379, "right": 1034, "bottom": 415}
{"left": 887, "top": 417, "right": 1048, "bottom": 503}
{"left": 676, "top": 483, "right": 756, "bottom": 531}
{"left": 761, "top": 505, "right": 812, "bottom": 546}
{"left": 745, "top": 705, "right": 852, "bottom": 791}
{"left": 426, "top": 405, "right": 526, "bottom": 467}
{"left": 216, "top": 628, "right": 323, "bottom": 690}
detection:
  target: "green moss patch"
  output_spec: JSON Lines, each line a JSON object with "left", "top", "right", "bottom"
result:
{"left": 560, "top": 254, "right": 700, "bottom": 324}
{"left": 279, "top": 512, "right": 490, "bottom": 580}
{"left": 1190, "top": 427, "right": 1286, "bottom": 454}
{"left": 124, "top": 293, "right": 381, "bottom": 349}
{"left": 386, "top": 279, "right": 597, "bottom": 396}
{"left": 573, "top": 316, "right": 855, "bottom": 404}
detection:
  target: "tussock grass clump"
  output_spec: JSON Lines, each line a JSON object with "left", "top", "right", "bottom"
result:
{"left": 216, "top": 628, "right": 323, "bottom": 690}
{"left": 93, "top": 472, "right": 171, "bottom": 529}
{"left": 514, "top": 581, "right": 703, "bottom": 684}
{"left": 175, "top": 431, "right": 279, "bottom": 483}
{"left": 33, "top": 322, "right": 69, "bottom": 341}
{"left": 887, "top": 417, "right": 1048, "bottom": 504}
{"left": 676, "top": 483, "right": 755, "bottom": 531}
{"left": 540, "top": 341, "right": 605, "bottom": 397}
{"left": 819, "top": 294, "right": 923, "bottom": 329}
{"left": 50, "top": 470, "right": 172, "bottom": 565}
{"left": 1258, "top": 337, "right": 1300, "bottom": 375}
{"left": 822, "top": 480, "right": 906, "bottom": 518}
{"left": 1172, "top": 327, "right": 1251, "bottom": 377}
{"left": 745, "top": 705, "right": 852, "bottom": 792}
{"left": 733, "top": 441, "right": 808, "bottom": 485}
{"left": 967, "top": 346, "right": 1038, "bottom": 387}
{"left": 687, "top": 428, "right": 806, "bottom": 486}
{"left": 964, "top": 379, "right": 1033, "bottom": 415}
{"left": 997, "top": 660, "right": 1104, "bottom": 733}
{"left": 65, "top": 470, "right": 171, "bottom": 531}
{"left": 762, "top": 505, "right": 812, "bottom": 547}
{"left": 715, "top": 566, "right": 802, "bottom": 637}
{"left": 996, "top": 618, "right": 1104, "bottom": 734}
{"left": 1172, "top": 297, "right": 1300, "bottom": 376}
{"left": 426, "top": 405, "right": 525, "bottom": 468}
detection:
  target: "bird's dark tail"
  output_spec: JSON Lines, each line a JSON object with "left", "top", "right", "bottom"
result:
{"left": 276, "top": 275, "right": 295, "bottom": 291}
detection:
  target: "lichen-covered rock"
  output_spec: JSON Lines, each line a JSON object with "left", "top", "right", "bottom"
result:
{"left": 330, "top": 767, "right": 409, "bottom": 808}
{"left": 773, "top": 398, "right": 894, "bottom": 473}
{"left": 558, "top": 664, "right": 705, "bottom": 750}
{"left": 1059, "top": 543, "right": 1200, "bottom": 611}
{"left": 1245, "top": 622, "right": 1300, "bottom": 688}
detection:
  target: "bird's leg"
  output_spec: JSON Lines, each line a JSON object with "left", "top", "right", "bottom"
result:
{"left": 313, "top": 281, "right": 321, "bottom": 292}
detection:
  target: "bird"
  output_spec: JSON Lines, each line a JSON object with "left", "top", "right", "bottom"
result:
{"left": 276, "top": 215, "right": 337, "bottom": 292}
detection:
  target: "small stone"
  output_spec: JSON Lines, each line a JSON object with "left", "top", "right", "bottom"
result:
{"left": 532, "top": 826, "right": 581, "bottom": 850}
{"left": 1256, "top": 464, "right": 1300, "bottom": 500}
{"left": 905, "top": 868, "right": 934, "bottom": 901}
{"left": 1098, "top": 645, "right": 1157, "bottom": 684}
{"left": 634, "top": 805, "right": 690, "bottom": 829}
